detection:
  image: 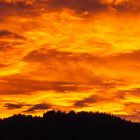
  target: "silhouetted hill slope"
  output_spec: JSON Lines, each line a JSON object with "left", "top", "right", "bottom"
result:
{"left": 0, "top": 111, "right": 140, "bottom": 140}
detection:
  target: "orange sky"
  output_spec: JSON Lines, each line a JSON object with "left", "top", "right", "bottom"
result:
{"left": 0, "top": 0, "right": 140, "bottom": 122}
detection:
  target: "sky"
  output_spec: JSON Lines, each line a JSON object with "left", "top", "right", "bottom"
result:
{"left": 0, "top": 0, "right": 140, "bottom": 122}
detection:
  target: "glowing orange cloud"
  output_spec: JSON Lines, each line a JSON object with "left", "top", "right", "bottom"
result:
{"left": 0, "top": 0, "right": 140, "bottom": 122}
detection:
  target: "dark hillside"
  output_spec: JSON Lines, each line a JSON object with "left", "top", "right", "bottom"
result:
{"left": 0, "top": 111, "right": 140, "bottom": 140}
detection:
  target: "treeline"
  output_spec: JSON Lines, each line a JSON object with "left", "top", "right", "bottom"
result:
{"left": 0, "top": 110, "right": 140, "bottom": 140}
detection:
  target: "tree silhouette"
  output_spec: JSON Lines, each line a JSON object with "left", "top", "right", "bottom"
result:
{"left": 0, "top": 111, "right": 139, "bottom": 140}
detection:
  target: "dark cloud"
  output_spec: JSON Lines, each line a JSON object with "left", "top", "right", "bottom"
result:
{"left": 23, "top": 48, "right": 103, "bottom": 67}
{"left": 74, "top": 96, "right": 96, "bottom": 107}
{"left": 112, "top": 1, "right": 131, "bottom": 11}
{"left": 24, "top": 48, "right": 140, "bottom": 65}
{"left": 0, "top": 1, "right": 28, "bottom": 15}
{"left": 0, "top": 0, "right": 139, "bottom": 21}
{"left": 24, "top": 103, "right": 50, "bottom": 112}
{"left": 0, "top": 30, "right": 25, "bottom": 39}
{"left": 4, "top": 102, "right": 51, "bottom": 113}
{"left": 0, "top": 73, "right": 117, "bottom": 95}
{"left": 0, "top": 0, "right": 108, "bottom": 13}
{"left": 0, "top": 0, "right": 138, "bottom": 23}
{"left": 0, "top": 1, "right": 39, "bottom": 21}
{"left": 44, "top": 0, "right": 140, "bottom": 13}
{"left": 46, "top": 0, "right": 108, "bottom": 13}
{"left": 111, "top": 0, "right": 140, "bottom": 12}
{"left": 23, "top": 48, "right": 100, "bottom": 63}
{"left": 0, "top": 64, "right": 8, "bottom": 68}
{"left": 4, "top": 103, "right": 24, "bottom": 109}
{"left": 74, "top": 90, "right": 126, "bottom": 108}
{"left": 108, "top": 50, "right": 140, "bottom": 62}
{"left": 0, "top": 76, "right": 80, "bottom": 94}
{"left": 117, "top": 88, "right": 140, "bottom": 97}
{"left": 0, "top": 42, "right": 24, "bottom": 53}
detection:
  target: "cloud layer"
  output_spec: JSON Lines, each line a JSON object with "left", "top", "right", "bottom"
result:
{"left": 0, "top": 0, "right": 140, "bottom": 122}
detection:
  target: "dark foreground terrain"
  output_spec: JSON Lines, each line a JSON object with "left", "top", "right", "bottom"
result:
{"left": 0, "top": 111, "right": 140, "bottom": 140}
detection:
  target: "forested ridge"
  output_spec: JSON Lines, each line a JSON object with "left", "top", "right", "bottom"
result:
{"left": 0, "top": 111, "right": 140, "bottom": 140}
